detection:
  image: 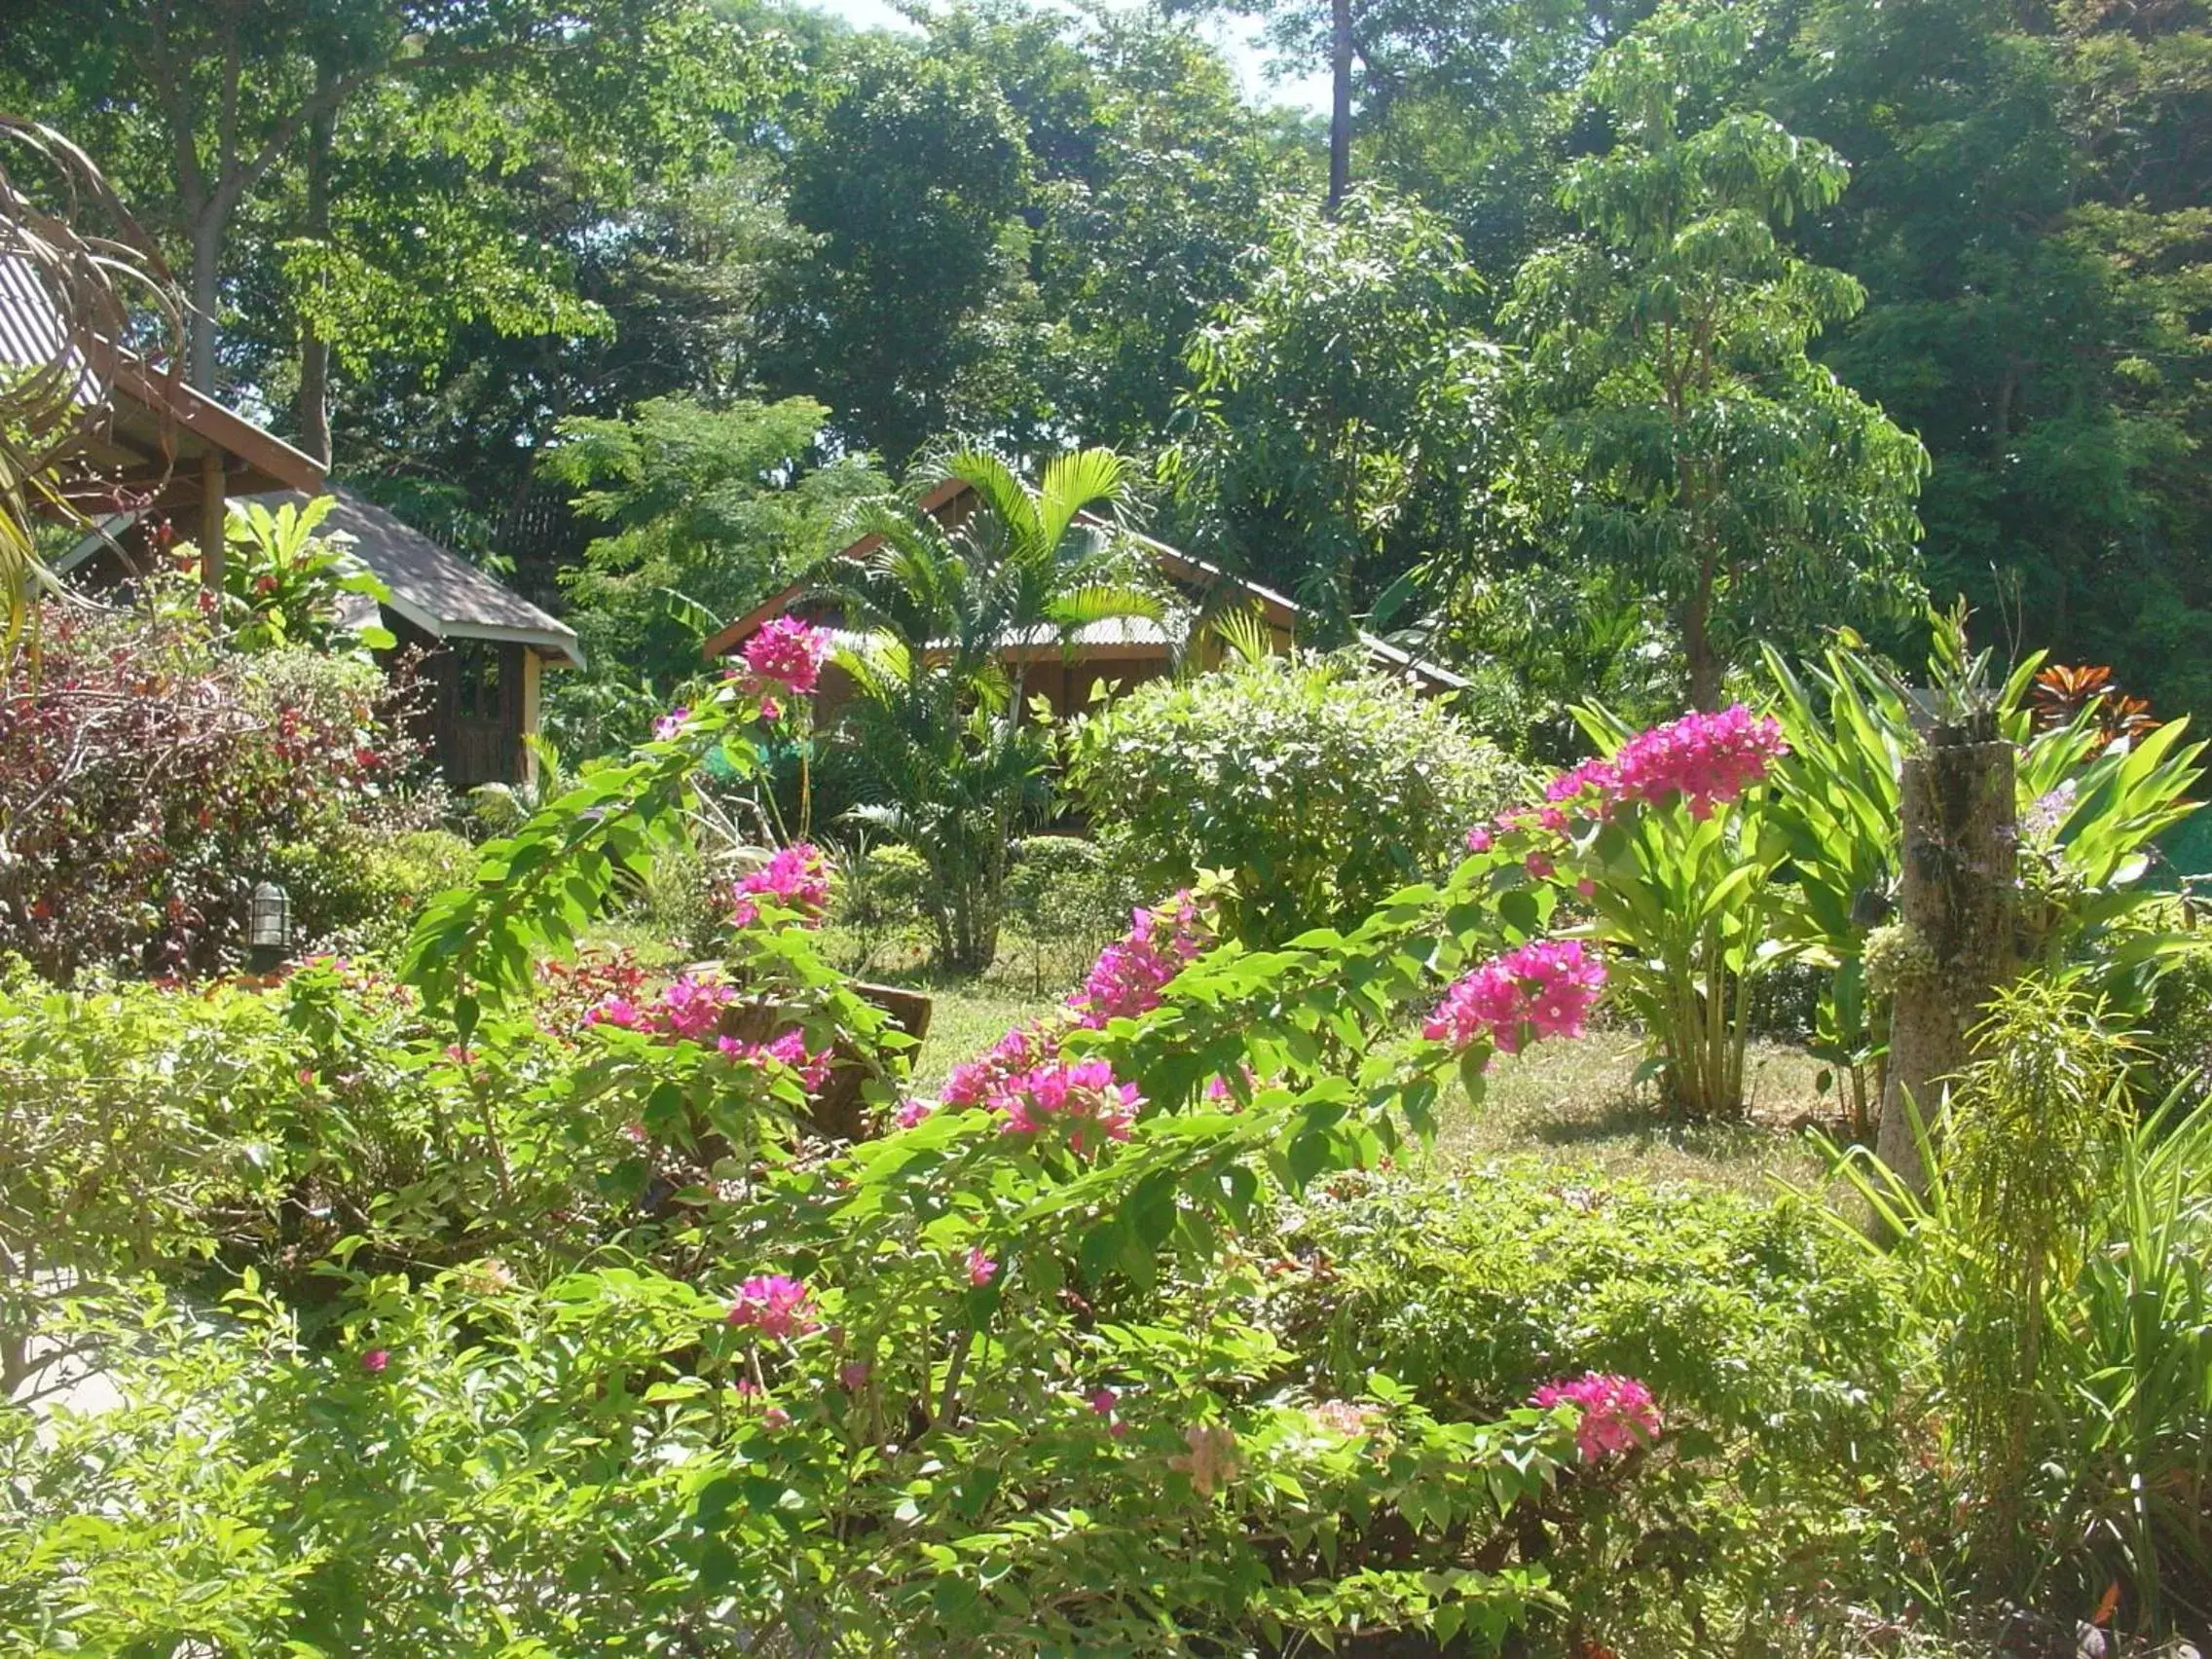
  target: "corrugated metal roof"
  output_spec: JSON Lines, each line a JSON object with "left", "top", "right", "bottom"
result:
{"left": 245, "top": 489, "right": 583, "bottom": 668}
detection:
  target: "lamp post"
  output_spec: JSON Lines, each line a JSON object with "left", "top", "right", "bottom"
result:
{"left": 246, "top": 880, "right": 292, "bottom": 975}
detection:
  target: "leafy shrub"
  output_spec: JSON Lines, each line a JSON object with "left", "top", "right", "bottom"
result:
{"left": 1002, "top": 832, "right": 1139, "bottom": 989}
{"left": 0, "top": 603, "right": 427, "bottom": 977}
{"left": 268, "top": 827, "right": 474, "bottom": 954}
{"left": 1820, "top": 1019, "right": 2212, "bottom": 1635}
{"left": 1260, "top": 1164, "right": 1926, "bottom": 1650}
{"left": 1065, "top": 650, "right": 1527, "bottom": 942}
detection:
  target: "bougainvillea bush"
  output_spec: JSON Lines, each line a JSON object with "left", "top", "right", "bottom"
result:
{"left": 0, "top": 601, "right": 430, "bottom": 977}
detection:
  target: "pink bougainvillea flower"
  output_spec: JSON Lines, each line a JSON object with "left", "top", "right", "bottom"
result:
{"left": 360, "top": 1348, "right": 389, "bottom": 1375}
{"left": 839, "top": 1360, "right": 871, "bottom": 1391}
{"left": 588, "top": 996, "right": 644, "bottom": 1030}
{"left": 1465, "top": 826, "right": 1493, "bottom": 854}
{"left": 758, "top": 694, "right": 784, "bottom": 722}
{"left": 1531, "top": 1372, "right": 1661, "bottom": 1461}
{"left": 1575, "top": 877, "right": 1598, "bottom": 899}
{"left": 656, "top": 973, "right": 734, "bottom": 1044}
{"left": 941, "top": 1017, "right": 1065, "bottom": 1113}
{"left": 743, "top": 615, "right": 828, "bottom": 698}
{"left": 720, "top": 1028, "right": 835, "bottom": 1092}
{"left": 652, "top": 705, "right": 691, "bottom": 742}
{"left": 1524, "top": 852, "right": 1555, "bottom": 880}
{"left": 762, "top": 1404, "right": 793, "bottom": 1430}
{"left": 1068, "top": 890, "right": 1214, "bottom": 1029}
{"left": 726, "top": 1272, "right": 820, "bottom": 1340}
{"left": 730, "top": 842, "right": 832, "bottom": 930}
{"left": 997, "top": 1056, "right": 1143, "bottom": 1154}
{"left": 1424, "top": 939, "right": 1607, "bottom": 1056}
{"left": 1088, "top": 1385, "right": 1120, "bottom": 1416}
{"left": 893, "top": 1097, "right": 932, "bottom": 1129}
{"left": 966, "top": 1246, "right": 998, "bottom": 1287}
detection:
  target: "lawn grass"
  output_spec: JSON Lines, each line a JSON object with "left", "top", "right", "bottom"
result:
{"left": 909, "top": 971, "right": 1843, "bottom": 1196}
{"left": 1430, "top": 1026, "right": 1833, "bottom": 1196}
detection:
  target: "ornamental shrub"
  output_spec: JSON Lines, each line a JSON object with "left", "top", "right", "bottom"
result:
{"left": 1260, "top": 1164, "right": 1927, "bottom": 1651}
{"left": 0, "top": 602, "right": 430, "bottom": 978}
{"left": 1064, "top": 650, "right": 1527, "bottom": 943}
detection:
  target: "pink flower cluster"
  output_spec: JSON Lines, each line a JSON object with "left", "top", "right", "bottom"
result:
{"left": 726, "top": 1272, "right": 819, "bottom": 1340}
{"left": 731, "top": 842, "right": 832, "bottom": 929}
{"left": 1609, "top": 705, "right": 1785, "bottom": 818}
{"left": 997, "top": 1056, "right": 1143, "bottom": 1154}
{"left": 1069, "top": 890, "right": 1213, "bottom": 1029}
{"left": 1464, "top": 705, "right": 1788, "bottom": 855}
{"left": 1537, "top": 706, "right": 1787, "bottom": 823}
{"left": 1424, "top": 939, "right": 1607, "bottom": 1055}
{"left": 743, "top": 615, "right": 828, "bottom": 698}
{"left": 719, "top": 1028, "right": 834, "bottom": 1092}
{"left": 652, "top": 705, "right": 692, "bottom": 742}
{"left": 588, "top": 972, "right": 736, "bottom": 1044}
{"left": 940, "top": 1017, "right": 1064, "bottom": 1110}
{"left": 1531, "top": 1372, "right": 1661, "bottom": 1461}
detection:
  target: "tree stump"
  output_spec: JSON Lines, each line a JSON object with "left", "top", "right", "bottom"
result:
{"left": 1875, "top": 736, "right": 2017, "bottom": 1188}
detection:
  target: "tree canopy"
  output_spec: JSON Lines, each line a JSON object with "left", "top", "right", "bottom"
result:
{"left": 5, "top": 0, "right": 2207, "bottom": 734}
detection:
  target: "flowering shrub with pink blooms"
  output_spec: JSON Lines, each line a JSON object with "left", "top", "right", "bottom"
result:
{"left": 994, "top": 1056, "right": 1143, "bottom": 1153}
{"left": 726, "top": 1272, "right": 820, "bottom": 1339}
{"left": 1424, "top": 939, "right": 1607, "bottom": 1056}
{"left": 730, "top": 842, "right": 833, "bottom": 929}
{"left": 741, "top": 614, "right": 829, "bottom": 698}
{"left": 940, "top": 1016, "right": 1066, "bottom": 1110}
{"left": 1069, "top": 889, "right": 1216, "bottom": 1028}
{"left": 1532, "top": 1372, "right": 1662, "bottom": 1461}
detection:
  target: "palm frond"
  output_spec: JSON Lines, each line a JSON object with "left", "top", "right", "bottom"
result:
{"left": 0, "top": 116, "right": 184, "bottom": 647}
{"left": 941, "top": 449, "right": 1037, "bottom": 549}
{"left": 1045, "top": 583, "right": 1166, "bottom": 632}
{"left": 1210, "top": 605, "right": 1274, "bottom": 669}
{"left": 1035, "top": 447, "right": 1133, "bottom": 551}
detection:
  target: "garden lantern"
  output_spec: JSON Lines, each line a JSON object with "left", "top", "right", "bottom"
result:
{"left": 246, "top": 879, "right": 292, "bottom": 973}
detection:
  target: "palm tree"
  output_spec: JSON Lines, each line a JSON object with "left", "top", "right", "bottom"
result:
{"left": 828, "top": 448, "right": 1162, "bottom": 975}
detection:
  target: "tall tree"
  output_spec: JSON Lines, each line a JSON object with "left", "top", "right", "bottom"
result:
{"left": 1164, "top": 188, "right": 1508, "bottom": 627}
{"left": 763, "top": 46, "right": 1038, "bottom": 466}
{"left": 1776, "top": 0, "right": 2212, "bottom": 716}
{"left": 1503, "top": 3, "right": 1927, "bottom": 709}
{"left": 5, "top": 0, "right": 742, "bottom": 395}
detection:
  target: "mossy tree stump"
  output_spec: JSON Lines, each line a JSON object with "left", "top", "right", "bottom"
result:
{"left": 1875, "top": 734, "right": 2018, "bottom": 1188}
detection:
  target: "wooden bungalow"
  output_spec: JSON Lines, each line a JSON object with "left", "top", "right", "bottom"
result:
{"left": 6, "top": 253, "right": 577, "bottom": 787}
{"left": 58, "top": 487, "right": 584, "bottom": 790}
{"left": 702, "top": 477, "right": 1466, "bottom": 718}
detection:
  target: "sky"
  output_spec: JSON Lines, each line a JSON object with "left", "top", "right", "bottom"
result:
{"left": 793, "top": 0, "right": 1335, "bottom": 116}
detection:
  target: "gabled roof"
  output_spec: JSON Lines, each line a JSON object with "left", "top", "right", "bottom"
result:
{"left": 0, "top": 255, "right": 324, "bottom": 505}
{"left": 701, "top": 478, "right": 1466, "bottom": 694}
{"left": 247, "top": 490, "right": 584, "bottom": 668}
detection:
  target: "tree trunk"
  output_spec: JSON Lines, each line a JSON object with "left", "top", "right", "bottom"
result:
{"left": 1876, "top": 736, "right": 2017, "bottom": 1189}
{"left": 1327, "top": 0, "right": 1352, "bottom": 214}
{"left": 188, "top": 210, "right": 224, "bottom": 394}
{"left": 1684, "top": 559, "right": 1720, "bottom": 711}
{"left": 295, "top": 66, "right": 339, "bottom": 464}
